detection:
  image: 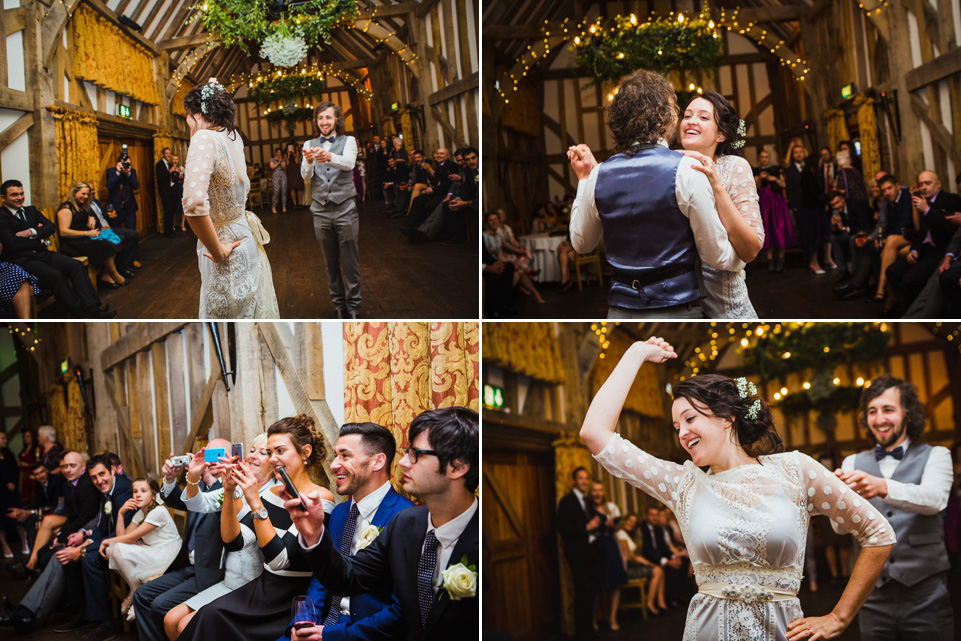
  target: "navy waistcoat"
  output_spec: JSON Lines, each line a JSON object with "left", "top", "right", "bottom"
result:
{"left": 595, "top": 145, "right": 700, "bottom": 309}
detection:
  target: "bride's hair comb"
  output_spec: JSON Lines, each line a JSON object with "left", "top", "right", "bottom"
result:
{"left": 200, "top": 78, "right": 225, "bottom": 115}
{"left": 736, "top": 376, "right": 761, "bottom": 420}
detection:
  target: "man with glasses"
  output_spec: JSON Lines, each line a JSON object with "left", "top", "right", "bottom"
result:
{"left": 284, "top": 407, "right": 478, "bottom": 641}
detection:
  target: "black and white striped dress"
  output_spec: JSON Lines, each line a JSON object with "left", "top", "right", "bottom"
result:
{"left": 179, "top": 489, "right": 334, "bottom": 641}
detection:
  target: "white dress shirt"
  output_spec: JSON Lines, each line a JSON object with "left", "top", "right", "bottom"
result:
{"left": 301, "top": 133, "right": 358, "bottom": 181}
{"left": 839, "top": 438, "right": 953, "bottom": 515}
{"left": 425, "top": 497, "right": 477, "bottom": 592}
{"left": 4, "top": 205, "right": 36, "bottom": 237}
{"left": 336, "top": 480, "right": 392, "bottom": 616}
{"left": 569, "top": 139, "right": 743, "bottom": 272}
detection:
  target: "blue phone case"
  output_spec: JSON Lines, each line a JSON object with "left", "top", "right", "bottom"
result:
{"left": 204, "top": 447, "right": 226, "bottom": 463}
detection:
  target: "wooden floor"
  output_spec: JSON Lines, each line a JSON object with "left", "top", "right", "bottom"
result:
{"left": 500, "top": 253, "right": 881, "bottom": 319}
{"left": 38, "top": 201, "right": 478, "bottom": 319}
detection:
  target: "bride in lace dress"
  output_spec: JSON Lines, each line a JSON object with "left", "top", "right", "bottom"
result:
{"left": 181, "top": 79, "right": 279, "bottom": 318}
{"left": 580, "top": 337, "right": 895, "bottom": 641}
{"left": 679, "top": 92, "right": 764, "bottom": 318}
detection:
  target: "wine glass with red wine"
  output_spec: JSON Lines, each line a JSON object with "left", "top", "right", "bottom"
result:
{"left": 291, "top": 595, "right": 317, "bottom": 632}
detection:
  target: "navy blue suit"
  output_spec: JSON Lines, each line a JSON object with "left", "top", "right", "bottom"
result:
{"left": 105, "top": 167, "right": 140, "bottom": 230}
{"left": 280, "top": 486, "right": 414, "bottom": 641}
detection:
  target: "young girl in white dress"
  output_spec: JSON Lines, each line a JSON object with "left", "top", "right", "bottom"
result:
{"left": 100, "top": 477, "right": 182, "bottom": 620}
{"left": 580, "top": 337, "right": 896, "bottom": 641}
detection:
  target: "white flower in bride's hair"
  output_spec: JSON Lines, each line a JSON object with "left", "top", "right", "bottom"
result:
{"left": 356, "top": 522, "right": 383, "bottom": 551}
{"left": 440, "top": 556, "right": 477, "bottom": 601}
{"left": 730, "top": 119, "right": 747, "bottom": 150}
{"left": 260, "top": 30, "right": 309, "bottom": 68}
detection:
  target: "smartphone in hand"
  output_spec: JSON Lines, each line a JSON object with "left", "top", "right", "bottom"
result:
{"left": 276, "top": 466, "right": 305, "bottom": 511}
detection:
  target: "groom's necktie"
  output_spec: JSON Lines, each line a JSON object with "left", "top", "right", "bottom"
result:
{"left": 322, "top": 503, "right": 359, "bottom": 626}
{"left": 416, "top": 530, "right": 439, "bottom": 627}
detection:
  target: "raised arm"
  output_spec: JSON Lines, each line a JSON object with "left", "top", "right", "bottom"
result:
{"left": 580, "top": 337, "right": 676, "bottom": 453}
{"left": 787, "top": 453, "right": 895, "bottom": 641}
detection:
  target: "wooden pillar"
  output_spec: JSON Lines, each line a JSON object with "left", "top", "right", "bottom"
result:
{"left": 413, "top": 8, "right": 440, "bottom": 152}
{"left": 24, "top": 2, "right": 58, "bottom": 209}
{"left": 227, "top": 323, "right": 274, "bottom": 446}
{"left": 886, "top": 2, "right": 925, "bottom": 181}
{"left": 86, "top": 323, "right": 120, "bottom": 454}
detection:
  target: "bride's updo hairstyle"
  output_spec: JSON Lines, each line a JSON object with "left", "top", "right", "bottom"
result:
{"left": 267, "top": 414, "right": 325, "bottom": 469}
{"left": 688, "top": 91, "right": 743, "bottom": 157}
{"left": 674, "top": 374, "right": 784, "bottom": 457}
{"left": 183, "top": 82, "right": 237, "bottom": 134}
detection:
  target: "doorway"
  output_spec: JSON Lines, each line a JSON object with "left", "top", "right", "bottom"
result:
{"left": 97, "top": 133, "right": 157, "bottom": 238}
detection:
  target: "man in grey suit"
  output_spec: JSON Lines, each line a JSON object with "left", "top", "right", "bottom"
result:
{"left": 833, "top": 376, "right": 954, "bottom": 641}
{"left": 301, "top": 102, "right": 360, "bottom": 319}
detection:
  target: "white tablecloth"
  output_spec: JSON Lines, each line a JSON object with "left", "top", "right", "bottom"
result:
{"left": 519, "top": 232, "right": 567, "bottom": 282}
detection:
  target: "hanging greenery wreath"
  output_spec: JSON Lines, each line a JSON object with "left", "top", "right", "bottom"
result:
{"left": 266, "top": 105, "right": 316, "bottom": 132}
{"left": 249, "top": 73, "right": 327, "bottom": 104}
{"left": 189, "top": 0, "right": 359, "bottom": 59}
{"left": 572, "top": 5, "right": 721, "bottom": 85}
{"left": 741, "top": 323, "right": 890, "bottom": 380}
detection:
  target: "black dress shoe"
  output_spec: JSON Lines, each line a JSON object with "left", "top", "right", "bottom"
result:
{"left": 54, "top": 613, "right": 91, "bottom": 632}
{"left": 839, "top": 287, "right": 867, "bottom": 301}
{"left": 1, "top": 595, "right": 13, "bottom": 615}
{"left": 833, "top": 283, "right": 856, "bottom": 296}
{"left": 5, "top": 562, "right": 36, "bottom": 579}
{"left": 78, "top": 620, "right": 115, "bottom": 641}
{"left": 12, "top": 610, "right": 35, "bottom": 635}
{"left": 120, "top": 268, "right": 136, "bottom": 278}
{"left": 98, "top": 279, "right": 122, "bottom": 289}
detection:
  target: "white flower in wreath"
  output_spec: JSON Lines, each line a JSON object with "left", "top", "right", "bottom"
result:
{"left": 260, "top": 30, "right": 309, "bottom": 68}
{"left": 103, "top": 501, "right": 113, "bottom": 515}
{"left": 356, "top": 521, "right": 383, "bottom": 551}
{"left": 440, "top": 556, "right": 477, "bottom": 601}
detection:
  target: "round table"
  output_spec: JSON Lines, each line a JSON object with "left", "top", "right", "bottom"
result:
{"left": 519, "top": 232, "right": 567, "bottom": 282}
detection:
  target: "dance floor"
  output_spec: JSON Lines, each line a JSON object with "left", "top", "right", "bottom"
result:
{"left": 506, "top": 254, "right": 881, "bottom": 319}
{"left": 37, "top": 201, "right": 478, "bottom": 319}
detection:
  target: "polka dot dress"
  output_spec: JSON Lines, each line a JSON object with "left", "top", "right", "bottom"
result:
{"left": 0, "top": 262, "right": 39, "bottom": 302}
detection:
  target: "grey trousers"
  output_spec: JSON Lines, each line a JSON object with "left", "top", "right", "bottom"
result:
{"left": 19, "top": 555, "right": 66, "bottom": 622}
{"left": 311, "top": 198, "right": 361, "bottom": 314}
{"left": 859, "top": 573, "right": 954, "bottom": 641}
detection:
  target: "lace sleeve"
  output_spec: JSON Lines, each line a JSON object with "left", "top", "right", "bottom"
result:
{"left": 726, "top": 156, "right": 764, "bottom": 245}
{"left": 797, "top": 452, "right": 896, "bottom": 547}
{"left": 182, "top": 129, "right": 218, "bottom": 217}
{"left": 593, "top": 432, "right": 689, "bottom": 511}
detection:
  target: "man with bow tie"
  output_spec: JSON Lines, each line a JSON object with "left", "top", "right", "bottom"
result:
{"left": 301, "top": 102, "right": 361, "bottom": 319}
{"left": 833, "top": 376, "right": 954, "bottom": 641}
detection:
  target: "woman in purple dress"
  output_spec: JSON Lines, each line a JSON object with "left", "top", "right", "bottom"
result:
{"left": 753, "top": 147, "right": 796, "bottom": 272}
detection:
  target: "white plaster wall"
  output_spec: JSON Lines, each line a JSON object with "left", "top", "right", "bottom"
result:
{"left": 321, "top": 322, "right": 345, "bottom": 427}
{"left": 6, "top": 31, "right": 25, "bottom": 92}
{"left": 1, "top": 127, "right": 30, "bottom": 200}
{"left": 907, "top": 11, "right": 922, "bottom": 68}
{"left": 2, "top": 0, "right": 19, "bottom": 10}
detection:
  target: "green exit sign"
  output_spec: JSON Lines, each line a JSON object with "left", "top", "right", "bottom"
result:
{"left": 60, "top": 359, "right": 69, "bottom": 375}
{"left": 483, "top": 383, "right": 505, "bottom": 410}
{"left": 118, "top": 104, "right": 131, "bottom": 118}
{"left": 841, "top": 83, "right": 855, "bottom": 100}
{"left": 391, "top": 102, "right": 399, "bottom": 112}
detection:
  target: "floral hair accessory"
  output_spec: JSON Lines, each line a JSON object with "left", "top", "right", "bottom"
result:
{"left": 200, "top": 78, "right": 224, "bottom": 115}
{"left": 730, "top": 119, "right": 747, "bottom": 150}
{"left": 736, "top": 377, "right": 761, "bottom": 420}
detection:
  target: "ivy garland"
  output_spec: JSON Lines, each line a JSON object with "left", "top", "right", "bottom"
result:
{"left": 573, "top": 6, "right": 721, "bottom": 85}
{"left": 266, "top": 105, "right": 315, "bottom": 133}
{"left": 249, "top": 73, "right": 327, "bottom": 104}
{"left": 189, "top": 0, "right": 359, "bottom": 57}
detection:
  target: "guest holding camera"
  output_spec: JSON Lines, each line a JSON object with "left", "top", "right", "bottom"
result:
{"left": 106, "top": 152, "right": 140, "bottom": 231}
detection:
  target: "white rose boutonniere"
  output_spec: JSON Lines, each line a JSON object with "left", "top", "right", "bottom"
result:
{"left": 103, "top": 501, "right": 113, "bottom": 515}
{"left": 213, "top": 488, "right": 226, "bottom": 509}
{"left": 356, "top": 522, "right": 384, "bottom": 551}
{"left": 440, "top": 555, "right": 477, "bottom": 601}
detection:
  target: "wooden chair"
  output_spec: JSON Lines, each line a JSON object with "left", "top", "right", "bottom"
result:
{"left": 619, "top": 575, "right": 650, "bottom": 619}
{"left": 573, "top": 248, "right": 604, "bottom": 291}
{"left": 248, "top": 176, "right": 264, "bottom": 209}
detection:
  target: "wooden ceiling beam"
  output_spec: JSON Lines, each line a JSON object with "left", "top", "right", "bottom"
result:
{"left": 161, "top": 32, "right": 208, "bottom": 51}
{"left": 356, "top": 2, "right": 416, "bottom": 19}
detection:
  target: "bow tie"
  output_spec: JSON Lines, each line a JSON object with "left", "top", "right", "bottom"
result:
{"left": 321, "top": 136, "right": 335, "bottom": 144}
{"left": 874, "top": 445, "right": 904, "bottom": 461}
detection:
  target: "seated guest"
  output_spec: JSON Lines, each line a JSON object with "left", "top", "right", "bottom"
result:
{"left": 162, "top": 434, "right": 276, "bottom": 638}
{"left": 394, "top": 149, "right": 432, "bottom": 218}
{"left": 827, "top": 191, "right": 855, "bottom": 276}
{"left": 385, "top": 136, "right": 409, "bottom": 217}
{"left": 56, "top": 182, "right": 128, "bottom": 290}
{"left": 88, "top": 186, "right": 138, "bottom": 277}
{"left": 106, "top": 153, "right": 140, "bottom": 230}
{"left": 0, "top": 252, "right": 38, "bottom": 318}
{"left": 482, "top": 241, "right": 514, "bottom": 318}
{"left": 0, "top": 453, "right": 130, "bottom": 637}
{"left": 874, "top": 174, "right": 914, "bottom": 301}
{"left": 484, "top": 212, "right": 545, "bottom": 304}
{"left": 835, "top": 149, "right": 868, "bottom": 205}
{"left": 38, "top": 425, "right": 64, "bottom": 475}
{"left": 886, "top": 170, "right": 961, "bottom": 315}
{"left": 132, "top": 441, "right": 230, "bottom": 641}
{"left": 938, "top": 227, "right": 961, "bottom": 316}
{"left": 0, "top": 180, "right": 112, "bottom": 318}
{"left": 101, "top": 477, "right": 182, "bottom": 621}
{"left": 403, "top": 148, "right": 457, "bottom": 234}
{"left": 441, "top": 147, "right": 479, "bottom": 243}
{"left": 5, "top": 461, "right": 66, "bottom": 554}
{"left": 494, "top": 208, "right": 533, "bottom": 274}
{"left": 278, "top": 422, "right": 414, "bottom": 641}
{"left": 615, "top": 514, "right": 666, "bottom": 615}
{"left": 286, "top": 408, "right": 478, "bottom": 641}
{"left": 557, "top": 232, "right": 577, "bottom": 291}
{"left": 177, "top": 416, "right": 335, "bottom": 641}
{"left": 6, "top": 450, "right": 96, "bottom": 578}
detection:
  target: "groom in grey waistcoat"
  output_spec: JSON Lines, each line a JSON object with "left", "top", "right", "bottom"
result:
{"left": 301, "top": 102, "right": 361, "bottom": 318}
{"left": 833, "top": 376, "right": 954, "bottom": 641}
